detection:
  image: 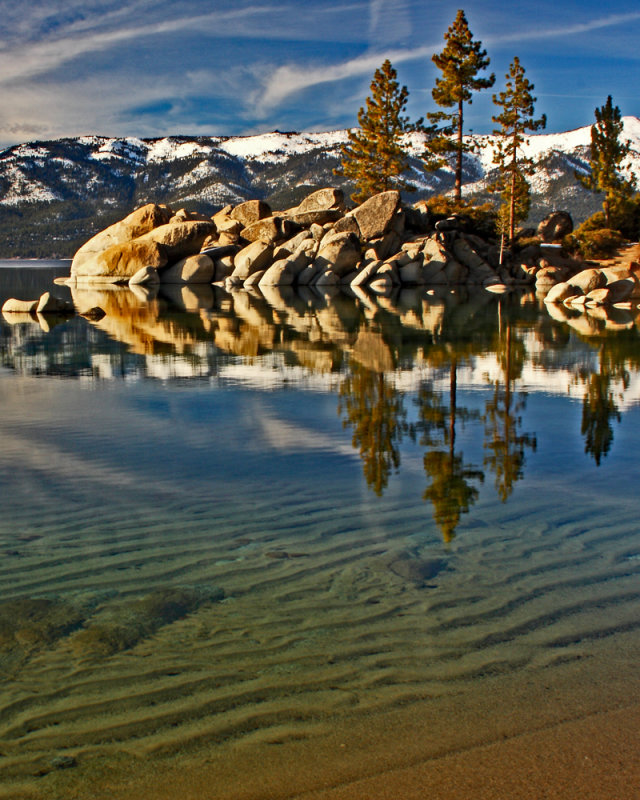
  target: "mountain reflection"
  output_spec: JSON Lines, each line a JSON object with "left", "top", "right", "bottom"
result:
{"left": 3, "top": 272, "right": 640, "bottom": 536}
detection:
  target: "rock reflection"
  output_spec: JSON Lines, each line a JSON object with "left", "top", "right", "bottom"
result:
{"left": 4, "top": 275, "right": 640, "bottom": 535}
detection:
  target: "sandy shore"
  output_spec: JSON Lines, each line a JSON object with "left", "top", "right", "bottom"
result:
{"left": 26, "top": 631, "right": 638, "bottom": 800}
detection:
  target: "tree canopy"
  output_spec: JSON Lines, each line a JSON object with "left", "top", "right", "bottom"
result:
{"left": 577, "top": 95, "right": 635, "bottom": 227}
{"left": 336, "top": 59, "right": 416, "bottom": 203}
{"left": 491, "top": 57, "right": 546, "bottom": 245}
{"left": 427, "top": 9, "right": 495, "bottom": 203}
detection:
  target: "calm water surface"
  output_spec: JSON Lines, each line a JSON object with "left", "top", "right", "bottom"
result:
{"left": 0, "top": 261, "right": 639, "bottom": 797}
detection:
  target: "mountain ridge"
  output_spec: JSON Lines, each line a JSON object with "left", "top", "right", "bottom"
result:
{"left": 1, "top": 118, "right": 639, "bottom": 258}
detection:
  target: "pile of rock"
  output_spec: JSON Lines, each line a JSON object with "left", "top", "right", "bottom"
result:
{"left": 540, "top": 263, "right": 640, "bottom": 308}
{"left": 64, "top": 188, "right": 548, "bottom": 295}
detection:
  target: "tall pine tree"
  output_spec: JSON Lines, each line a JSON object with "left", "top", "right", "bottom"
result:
{"left": 491, "top": 57, "right": 546, "bottom": 247}
{"left": 428, "top": 9, "right": 494, "bottom": 203}
{"left": 577, "top": 96, "right": 635, "bottom": 227}
{"left": 336, "top": 60, "right": 414, "bottom": 203}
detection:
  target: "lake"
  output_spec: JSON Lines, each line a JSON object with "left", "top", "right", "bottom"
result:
{"left": 1, "top": 261, "right": 639, "bottom": 799}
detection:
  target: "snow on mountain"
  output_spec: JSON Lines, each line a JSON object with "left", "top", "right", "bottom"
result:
{"left": 218, "top": 130, "right": 348, "bottom": 162}
{"left": 1, "top": 118, "right": 640, "bottom": 257}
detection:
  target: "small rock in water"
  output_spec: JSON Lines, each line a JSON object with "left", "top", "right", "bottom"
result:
{"left": 384, "top": 552, "right": 448, "bottom": 587}
{"left": 50, "top": 755, "right": 77, "bottom": 770}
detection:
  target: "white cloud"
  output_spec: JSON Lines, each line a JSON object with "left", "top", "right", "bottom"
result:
{"left": 253, "top": 10, "right": 640, "bottom": 115}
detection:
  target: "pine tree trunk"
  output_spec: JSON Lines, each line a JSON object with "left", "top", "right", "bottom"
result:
{"left": 509, "top": 166, "right": 516, "bottom": 245}
{"left": 455, "top": 98, "right": 463, "bottom": 203}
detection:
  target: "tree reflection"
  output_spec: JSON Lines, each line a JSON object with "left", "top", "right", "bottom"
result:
{"left": 338, "top": 362, "right": 407, "bottom": 496}
{"left": 414, "top": 355, "right": 484, "bottom": 542}
{"left": 579, "top": 343, "right": 629, "bottom": 465}
{"left": 483, "top": 312, "right": 536, "bottom": 502}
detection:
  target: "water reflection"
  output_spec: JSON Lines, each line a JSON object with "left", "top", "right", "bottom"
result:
{"left": 483, "top": 311, "right": 537, "bottom": 502}
{"left": 338, "top": 363, "right": 407, "bottom": 496}
{"left": 3, "top": 274, "right": 640, "bottom": 538}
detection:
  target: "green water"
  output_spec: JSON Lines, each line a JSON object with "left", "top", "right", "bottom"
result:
{"left": 0, "top": 263, "right": 639, "bottom": 796}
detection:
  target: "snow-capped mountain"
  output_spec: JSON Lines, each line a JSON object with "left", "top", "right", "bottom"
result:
{"left": 1, "top": 119, "right": 639, "bottom": 258}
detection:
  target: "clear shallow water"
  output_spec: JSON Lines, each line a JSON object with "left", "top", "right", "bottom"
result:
{"left": 0, "top": 263, "right": 639, "bottom": 797}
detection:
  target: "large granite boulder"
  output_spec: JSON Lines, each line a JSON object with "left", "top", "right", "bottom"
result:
{"left": 568, "top": 268, "right": 607, "bottom": 293}
{"left": 350, "top": 190, "right": 401, "bottom": 240}
{"left": 230, "top": 200, "right": 271, "bottom": 228}
{"left": 71, "top": 216, "right": 214, "bottom": 280}
{"left": 240, "top": 216, "right": 294, "bottom": 244}
{"left": 82, "top": 240, "right": 168, "bottom": 279}
{"left": 286, "top": 209, "right": 342, "bottom": 226}
{"left": 258, "top": 259, "right": 296, "bottom": 287}
{"left": 160, "top": 253, "right": 214, "bottom": 284}
{"left": 231, "top": 240, "right": 274, "bottom": 280}
{"left": 72, "top": 204, "right": 173, "bottom": 273}
{"left": 135, "top": 221, "right": 215, "bottom": 260}
{"left": 537, "top": 211, "right": 573, "bottom": 242}
{"left": 313, "top": 232, "right": 361, "bottom": 278}
{"left": 295, "top": 187, "right": 344, "bottom": 213}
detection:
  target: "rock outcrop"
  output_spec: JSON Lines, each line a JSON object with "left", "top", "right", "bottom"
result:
{"left": 66, "top": 190, "right": 596, "bottom": 304}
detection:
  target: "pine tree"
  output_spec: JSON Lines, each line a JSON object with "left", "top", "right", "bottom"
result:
{"left": 491, "top": 57, "right": 546, "bottom": 247}
{"left": 428, "top": 9, "right": 495, "bottom": 203}
{"left": 577, "top": 96, "right": 635, "bottom": 227}
{"left": 336, "top": 59, "right": 414, "bottom": 203}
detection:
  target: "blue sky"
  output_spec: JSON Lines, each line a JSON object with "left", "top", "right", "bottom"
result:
{"left": 0, "top": 0, "right": 638, "bottom": 148}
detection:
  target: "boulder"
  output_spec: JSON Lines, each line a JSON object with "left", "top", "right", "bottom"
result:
{"left": 160, "top": 253, "right": 214, "bottom": 284}
{"left": 399, "top": 261, "right": 425, "bottom": 285}
{"left": 332, "top": 215, "right": 360, "bottom": 236}
{"left": 216, "top": 218, "right": 244, "bottom": 235}
{"left": 84, "top": 240, "right": 168, "bottom": 279}
{"left": 286, "top": 209, "right": 342, "bottom": 227}
{"left": 585, "top": 287, "right": 611, "bottom": 306}
{"left": 240, "top": 216, "right": 294, "bottom": 244}
{"left": 313, "top": 232, "right": 361, "bottom": 278}
{"left": 273, "top": 230, "right": 313, "bottom": 260}
{"left": 212, "top": 204, "right": 233, "bottom": 226}
{"left": 537, "top": 211, "right": 573, "bottom": 242}
{"left": 606, "top": 277, "right": 636, "bottom": 303}
{"left": 365, "top": 231, "right": 401, "bottom": 261}
{"left": 452, "top": 238, "right": 498, "bottom": 284}
{"left": 213, "top": 255, "right": 235, "bottom": 281}
{"left": 350, "top": 261, "right": 380, "bottom": 288}
{"left": 544, "top": 281, "right": 583, "bottom": 304}
{"left": 129, "top": 266, "right": 160, "bottom": 286}
{"left": 133, "top": 220, "right": 215, "bottom": 261}
{"left": 36, "top": 292, "right": 74, "bottom": 313}
{"left": 230, "top": 199, "right": 271, "bottom": 228}
{"left": 295, "top": 188, "right": 344, "bottom": 213}
{"left": 71, "top": 203, "right": 173, "bottom": 273}
{"left": 350, "top": 190, "right": 401, "bottom": 240}
{"left": 231, "top": 240, "right": 274, "bottom": 280}
{"left": 243, "top": 270, "right": 266, "bottom": 287}
{"left": 568, "top": 268, "right": 607, "bottom": 293}
{"left": 376, "top": 261, "right": 400, "bottom": 286}
{"left": 314, "top": 269, "right": 340, "bottom": 287}
{"left": 2, "top": 297, "right": 38, "bottom": 313}
{"left": 258, "top": 259, "right": 295, "bottom": 286}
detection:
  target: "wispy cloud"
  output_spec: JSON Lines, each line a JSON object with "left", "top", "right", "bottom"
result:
{"left": 253, "top": 10, "right": 640, "bottom": 115}
{"left": 0, "top": 6, "right": 282, "bottom": 86}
